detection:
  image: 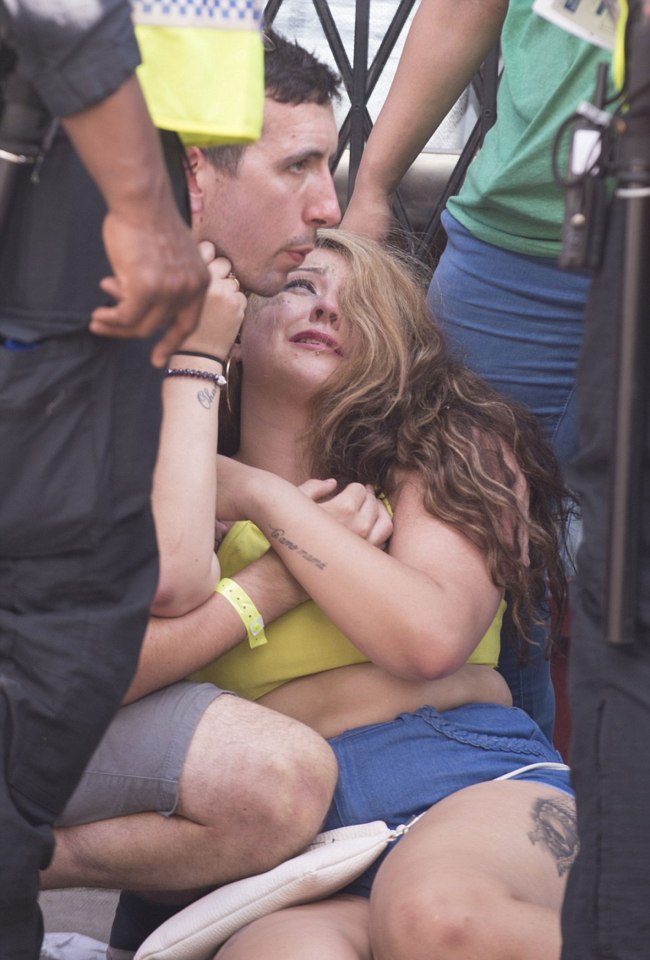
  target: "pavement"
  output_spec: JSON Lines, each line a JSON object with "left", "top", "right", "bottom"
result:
{"left": 40, "top": 888, "right": 118, "bottom": 950}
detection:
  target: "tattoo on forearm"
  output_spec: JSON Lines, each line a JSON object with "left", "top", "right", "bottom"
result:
{"left": 270, "top": 528, "right": 327, "bottom": 570}
{"left": 198, "top": 385, "right": 218, "bottom": 410}
{"left": 528, "top": 795, "right": 578, "bottom": 876}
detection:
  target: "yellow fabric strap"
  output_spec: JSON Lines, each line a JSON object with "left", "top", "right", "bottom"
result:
{"left": 613, "top": 0, "right": 629, "bottom": 90}
{"left": 133, "top": 24, "right": 264, "bottom": 146}
{"left": 216, "top": 577, "right": 268, "bottom": 648}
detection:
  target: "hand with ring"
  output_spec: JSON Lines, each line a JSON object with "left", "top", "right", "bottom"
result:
{"left": 176, "top": 243, "right": 247, "bottom": 359}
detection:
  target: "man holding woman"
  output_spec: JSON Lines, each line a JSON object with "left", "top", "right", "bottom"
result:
{"left": 50, "top": 227, "right": 576, "bottom": 959}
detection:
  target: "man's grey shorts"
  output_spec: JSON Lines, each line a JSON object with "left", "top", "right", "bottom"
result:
{"left": 57, "top": 681, "right": 225, "bottom": 826}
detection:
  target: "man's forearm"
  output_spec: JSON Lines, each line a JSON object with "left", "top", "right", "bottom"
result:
{"left": 123, "top": 551, "right": 306, "bottom": 704}
{"left": 62, "top": 71, "right": 208, "bottom": 360}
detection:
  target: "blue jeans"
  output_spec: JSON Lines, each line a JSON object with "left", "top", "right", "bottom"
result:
{"left": 429, "top": 211, "right": 588, "bottom": 467}
{"left": 324, "top": 704, "right": 572, "bottom": 897}
{"left": 428, "top": 211, "right": 591, "bottom": 740}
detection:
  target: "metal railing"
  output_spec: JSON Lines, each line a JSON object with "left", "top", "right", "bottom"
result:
{"left": 264, "top": 0, "right": 498, "bottom": 260}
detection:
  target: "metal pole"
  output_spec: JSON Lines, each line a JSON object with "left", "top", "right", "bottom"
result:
{"left": 348, "top": 0, "right": 370, "bottom": 196}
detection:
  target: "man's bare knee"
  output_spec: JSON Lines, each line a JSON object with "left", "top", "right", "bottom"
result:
{"left": 179, "top": 696, "right": 337, "bottom": 868}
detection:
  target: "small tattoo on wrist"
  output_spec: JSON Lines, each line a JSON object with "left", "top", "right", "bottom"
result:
{"left": 198, "top": 385, "right": 218, "bottom": 409}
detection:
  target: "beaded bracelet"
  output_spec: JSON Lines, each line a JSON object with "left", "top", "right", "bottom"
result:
{"left": 164, "top": 367, "right": 226, "bottom": 387}
{"left": 215, "top": 577, "right": 268, "bottom": 648}
{"left": 173, "top": 350, "right": 226, "bottom": 366}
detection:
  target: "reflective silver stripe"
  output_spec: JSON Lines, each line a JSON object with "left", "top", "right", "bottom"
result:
{"left": 131, "top": 0, "right": 262, "bottom": 29}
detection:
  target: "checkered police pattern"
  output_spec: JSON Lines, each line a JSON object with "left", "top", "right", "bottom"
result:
{"left": 132, "top": 0, "right": 262, "bottom": 29}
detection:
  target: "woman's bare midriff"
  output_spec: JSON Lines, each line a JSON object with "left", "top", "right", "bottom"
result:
{"left": 258, "top": 662, "right": 512, "bottom": 739}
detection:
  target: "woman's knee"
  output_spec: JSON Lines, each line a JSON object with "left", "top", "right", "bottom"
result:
{"left": 371, "top": 876, "right": 503, "bottom": 960}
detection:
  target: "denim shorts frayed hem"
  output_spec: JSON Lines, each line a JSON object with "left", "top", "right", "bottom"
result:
{"left": 324, "top": 702, "right": 573, "bottom": 897}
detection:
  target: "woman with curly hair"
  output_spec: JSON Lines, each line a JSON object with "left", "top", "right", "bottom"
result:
{"left": 182, "top": 228, "right": 575, "bottom": 960}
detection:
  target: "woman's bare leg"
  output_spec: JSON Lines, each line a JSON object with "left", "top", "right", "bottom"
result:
{"left": 215, "top": 895, "right": 371, "bottom": 960}
{"left": 370, "top": 781, "right": 576, "bottom": 960}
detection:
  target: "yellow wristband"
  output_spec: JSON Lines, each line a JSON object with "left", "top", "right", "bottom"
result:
{"left": 216, "top": 577, "right": 268, "bottom": 649}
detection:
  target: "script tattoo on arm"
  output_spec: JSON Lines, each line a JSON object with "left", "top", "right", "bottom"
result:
{"left": 197, "top": 384, "right": 218, "bottom": 410}
{"left": 527, "top": 794, "right": 579, "bottom": 876}
{"left": 269, "top": 528, "right": 327, "bottom": 570}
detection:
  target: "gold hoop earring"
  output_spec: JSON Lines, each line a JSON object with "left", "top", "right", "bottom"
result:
{"left": 225, "top": 356, "right": 236, "bottom": 416}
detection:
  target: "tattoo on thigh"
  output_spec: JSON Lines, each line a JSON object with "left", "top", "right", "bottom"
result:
{"left": 527, "top": 795, "right": 578, "bottom": 876}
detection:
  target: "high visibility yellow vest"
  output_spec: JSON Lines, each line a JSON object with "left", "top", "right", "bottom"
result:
{"left": 131, "top": 0, "right": 264, "bottom": 146}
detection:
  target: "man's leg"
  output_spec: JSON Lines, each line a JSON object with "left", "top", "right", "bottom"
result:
{"left": 562, "top": 602, "right": 650, "bottom": 958}
{"left": 44, "top": 683, "right": 337, "bottom": 892}
{"left": 44, "top": 681, "right": 337, "bottom": 956}
{"left": 0, "top": 332, "right": 161, "bottom": 960}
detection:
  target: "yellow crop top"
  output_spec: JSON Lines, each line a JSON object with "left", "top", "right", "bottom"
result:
{"left": 193, "top": 520, "right": 504, "bottom": 701}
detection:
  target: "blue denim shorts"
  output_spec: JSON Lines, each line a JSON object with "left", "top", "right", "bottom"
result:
{"left": 323, "top": 703, "right": 573, "bottom": 897}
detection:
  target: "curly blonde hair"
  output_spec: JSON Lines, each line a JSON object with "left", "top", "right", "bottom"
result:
{"left": 302, "top": 229, "right": 571, "bottom": 656}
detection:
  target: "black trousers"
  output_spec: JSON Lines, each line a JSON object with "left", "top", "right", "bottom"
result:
{"left": 0, "top": 332, "right": 162, "bottom": 959}
{"left": 0, "top": 127, "right": 186, "bottom": 958}
{"left": 561, "top": 198, "right": 650, "bottom": 958}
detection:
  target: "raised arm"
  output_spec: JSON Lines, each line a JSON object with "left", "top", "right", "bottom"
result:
{"left": 342, "top": 0, "right": 507, "bottom": 238}
{"left": 216, "top": 457, "right": 509, "bottom": 681}
{"left": 150, "top": 248, "right": 246, "bottom": 617}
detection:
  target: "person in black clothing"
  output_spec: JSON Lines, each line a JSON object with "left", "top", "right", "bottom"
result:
{"left": 0, "top": 3, "right": 209, "bottom": 957}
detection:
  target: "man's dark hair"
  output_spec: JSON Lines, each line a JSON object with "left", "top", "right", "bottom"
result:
{"left": 262, "top": 25, "right": 340, "bottom": 106}
{"left": 202, "top": 25, "right": 340, "bottom": 174}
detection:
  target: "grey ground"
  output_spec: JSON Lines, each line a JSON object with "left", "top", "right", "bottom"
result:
{"left": 40, "top": 888, "right": 118, "bottom": 946}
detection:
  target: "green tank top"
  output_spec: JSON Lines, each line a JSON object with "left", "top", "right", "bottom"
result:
{"left": 447, "top": 0, "right": 611, "bottom": 257}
